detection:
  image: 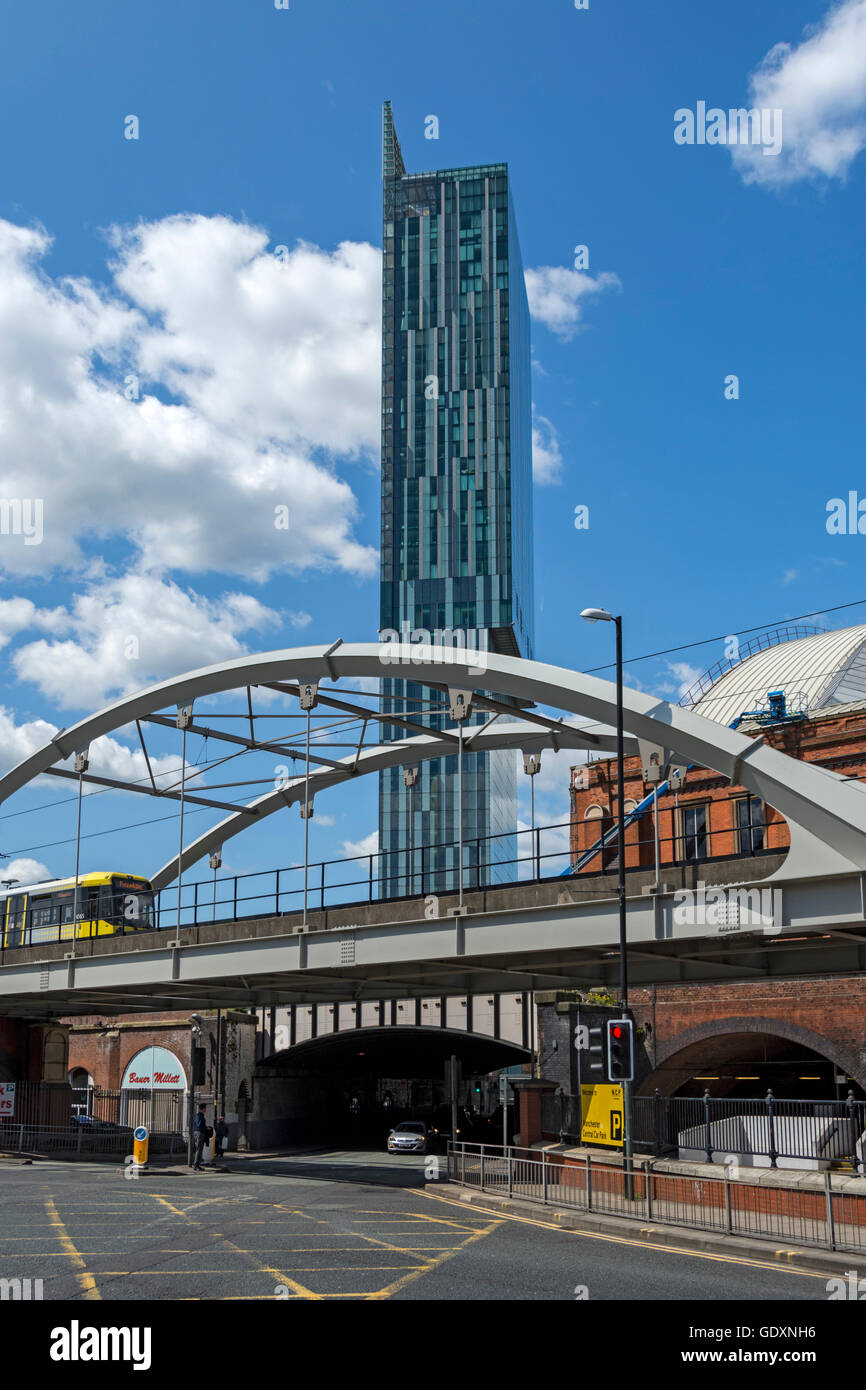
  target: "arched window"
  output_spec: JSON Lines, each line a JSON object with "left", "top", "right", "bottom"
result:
{"left": 122, "top": 1046, "right": 186, "bottom": 1092}
{"left": 120, "top": 1046, "right": 187, "bottom": 1132}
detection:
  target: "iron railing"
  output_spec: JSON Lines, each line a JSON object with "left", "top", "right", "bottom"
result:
{"left": 448, "top": 1141, "right": 866, "bottom": 1254}
{"left": 0, "top": 1123, "right": 184, "bottom": 1158}
{"left": 148, "top": 811, "right": 778, "bottom": 933}
{"left": 678, "top": 626, "right": 825, "bottom": 707}
{"left": 541, "top": 1090, "right": 866, "bottom": 1170}
{"left": 0, "top": 1082, "right": 185, "bottom": 1156}
{"left": 0, "top": 806, "right": 782, "bottom": 946}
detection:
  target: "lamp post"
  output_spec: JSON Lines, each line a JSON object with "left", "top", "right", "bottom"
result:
{"left": 188, "top": 1014, "right": 203, "bottom": 1167}
{"left": 580, "top": 607, "right": 634, "bottom": 1189}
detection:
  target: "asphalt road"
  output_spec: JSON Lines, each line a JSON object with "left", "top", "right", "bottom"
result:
{"left": 0, "top": 1149, "right": 843, "bottom": 1302}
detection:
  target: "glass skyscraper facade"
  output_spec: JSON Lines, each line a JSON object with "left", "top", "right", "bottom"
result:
{"left": 379, "top": 101, "right": 534, "bottom": 894}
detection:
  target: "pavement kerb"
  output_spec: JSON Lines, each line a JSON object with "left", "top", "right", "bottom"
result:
{"left": 431, "top": 1180, "right": 862, "bottom": 1276}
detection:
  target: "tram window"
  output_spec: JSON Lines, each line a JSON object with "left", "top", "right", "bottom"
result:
{"left": 6, "top": 894, "right": 26, "bottom": 947}
{"left": 31, "top": 900, "right": 59, "bottom": 929}
{"left": 98, "top": 885, "right": 116, "bottom": 924}
{"left": 112, "top": 879, "right": 155, "bottom": 929}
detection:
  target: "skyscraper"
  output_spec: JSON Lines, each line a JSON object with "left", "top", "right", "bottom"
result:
{"left": 379, "top": 101, "right": 534, "bottom": 893}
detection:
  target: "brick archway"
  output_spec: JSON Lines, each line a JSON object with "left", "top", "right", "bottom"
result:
{"left": 639, "top": 1015, "right": 865, "bottom": 1096}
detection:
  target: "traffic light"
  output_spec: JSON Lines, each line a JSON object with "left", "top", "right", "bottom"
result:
{"left": 606, "top": 1019, "right": 634, "bottom": 1082}
{"left": 192, "top": 1047, "right": 206, "bottom": 1086}
{"left": 587, "top": 1025, "right": 606, "bottom": 1079}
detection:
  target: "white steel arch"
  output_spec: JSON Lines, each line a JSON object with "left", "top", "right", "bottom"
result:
{"left": 1, "top": 641, "right": 865, "bottom": 882}
{"left": 150, "top": 720, "right": 618, "bottom": 888}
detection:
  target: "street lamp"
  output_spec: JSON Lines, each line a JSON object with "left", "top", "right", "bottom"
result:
{"left": 580, "top": 607, "right": 634, "bottom": 1188}
{"left": 187, "top": 1014, "right": 203, "bottom": 1167}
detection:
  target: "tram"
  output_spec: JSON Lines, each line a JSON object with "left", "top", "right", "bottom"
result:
{"left": 0, "top": 872, "right": 156, "bottom": 948}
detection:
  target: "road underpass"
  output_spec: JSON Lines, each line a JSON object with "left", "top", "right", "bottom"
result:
{"left": 251, "top": 1024, "right": 529, "bottom": 1149}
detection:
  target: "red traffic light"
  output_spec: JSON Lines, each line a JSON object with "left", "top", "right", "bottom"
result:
{"left": 611, "top": 1025, "right": 622, "bottom": 1039}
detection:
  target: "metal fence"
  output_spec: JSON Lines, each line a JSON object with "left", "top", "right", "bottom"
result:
{"left": 147, "top": 812, "right": 778, "bottom": 932}
{"left": 0, "top": 1082, "right": 185, "bottom": 1157}
{"left": 1, "top": 806, "right": 782, "bottom": 947}
{"left": 448, "top": 1142, "right": 866, "bottom": 1254}
{"left": 543, "top": 1090, "right": 866, "bottom": 1170}
{"left": 152, "top": 819, "right": 577, "bottom": 930}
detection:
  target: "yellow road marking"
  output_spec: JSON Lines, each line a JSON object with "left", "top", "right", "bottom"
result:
{"left": 420, "top": 1190, "right": 833, "bottom": 1279}
{"left": 366, "top": 1213, "right": 503, "bottom": 1300}
{"left": 44, "top": 1196, "right": 101, "bottom": 1300}
{"left": 88, "top": 1265, "right": 427, "bottom": 1275}
{"left": 148, "top": 1194, "right": 323, "bottom": 1301}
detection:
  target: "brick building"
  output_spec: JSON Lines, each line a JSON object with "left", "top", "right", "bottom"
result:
{"left": 567, "top": 624, "right": 866, "bottom": 1099}
{"left": 570, "top": 698, "right": 866, "bottom": 874}
{"left": 66, "top": 1009, "right": 257, "bottom": 1147}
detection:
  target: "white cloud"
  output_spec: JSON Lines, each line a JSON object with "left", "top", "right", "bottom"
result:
{"left": 657, "top": 661, "right": 703, "bottom": 701}
{"left": 532, "top": 415, "right": 563, "bottom": 485}
{"left": 0, "top": 216, "right": 380, "bottom": 580}
{"left": 342, "top": 829, "right": 378, "bottom": 859}
{"left": 0, "top": 599, "right": 37, "bottom": 650}
{"left": 12, "top": 572, "right": 280, "bottom": 709}
{"left": 732, "top": 0, "right": 866, "bottom": 186}
{"left": 524, "top": 265, "right": 620, "bottom": 340}
{"left": 0, "top": 705, "right": 61, "bottom": 773}
{"left": 0, "top": 702, "right": 196, "bottom": 789}
{"left": 1, "top": 858, "right": 52, "bottom": 886}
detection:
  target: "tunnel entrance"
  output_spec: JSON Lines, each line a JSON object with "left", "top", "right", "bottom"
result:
{"left": 251, "top": 1026, "right": 530, "bottom": 1151}
{"left": 646, "top": 1031, "right": 864, "bottom": 1101}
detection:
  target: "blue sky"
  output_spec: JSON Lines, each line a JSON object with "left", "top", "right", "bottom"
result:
{"left": 1, "top": 0, "right": 865, "bottom": 898}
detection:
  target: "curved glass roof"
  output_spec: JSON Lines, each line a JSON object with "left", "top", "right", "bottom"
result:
{"left": 692, "top": 623, "right": 866, "bottom": 726}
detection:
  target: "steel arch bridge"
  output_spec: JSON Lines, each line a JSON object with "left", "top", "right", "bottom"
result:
{"left": 2, "top": 639, "right": 866, "bottom": 889}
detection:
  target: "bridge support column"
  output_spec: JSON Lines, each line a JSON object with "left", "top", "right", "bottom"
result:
{"left": 512, "top": 1078, "right": 557, "bottom": 1150}
{"left": 0, "top": 1017, "right": 69, "bottom": 1084}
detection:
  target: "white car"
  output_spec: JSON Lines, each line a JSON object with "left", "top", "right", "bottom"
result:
{"left": 387, "top": 1121, "right": 431, "bottom": 1154}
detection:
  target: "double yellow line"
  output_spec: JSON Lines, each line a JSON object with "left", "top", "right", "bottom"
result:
{"left": 44, "top": 1195, "right": 101, "bottom": 1299}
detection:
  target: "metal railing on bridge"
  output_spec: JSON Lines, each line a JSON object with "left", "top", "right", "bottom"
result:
{"left": 0, "top": 807, "right": 779, "bottom": 947}
{"left": 150, "top": 807, "right": 778, "bottom": 931}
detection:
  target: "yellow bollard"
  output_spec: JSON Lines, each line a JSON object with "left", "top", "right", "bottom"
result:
{"left": 132, "top": 1125, "right": 149, "bottom": 1169}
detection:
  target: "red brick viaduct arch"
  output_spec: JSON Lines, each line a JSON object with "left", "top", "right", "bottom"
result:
{"left": 639, "top": 1014, "right": 865, "bottom": 1096}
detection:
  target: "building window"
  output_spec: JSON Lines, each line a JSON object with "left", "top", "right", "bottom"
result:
{"left": 681, "top": 803, "right": 708, "bottom": 861}
{"left": 736, "top": 796, "right": 765, "bottom": 854}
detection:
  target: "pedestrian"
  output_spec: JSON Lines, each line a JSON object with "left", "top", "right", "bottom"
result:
{"left": 215, "top": 1114, "right": 229, "bottom": 1160}
{"left": 192, "top": 1103, "right": 208, "bottom": 1171}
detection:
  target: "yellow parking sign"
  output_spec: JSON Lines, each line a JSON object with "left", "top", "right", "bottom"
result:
{"left": 580, "top": 1084, "right": 624, "bottom": 1148}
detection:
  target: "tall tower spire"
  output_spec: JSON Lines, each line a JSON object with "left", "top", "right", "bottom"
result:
{"left": 382, "top": 100, "right": 406, "bottom": 182}
{"left": 378, "top": 100, "right": 535, "bottom": 895}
